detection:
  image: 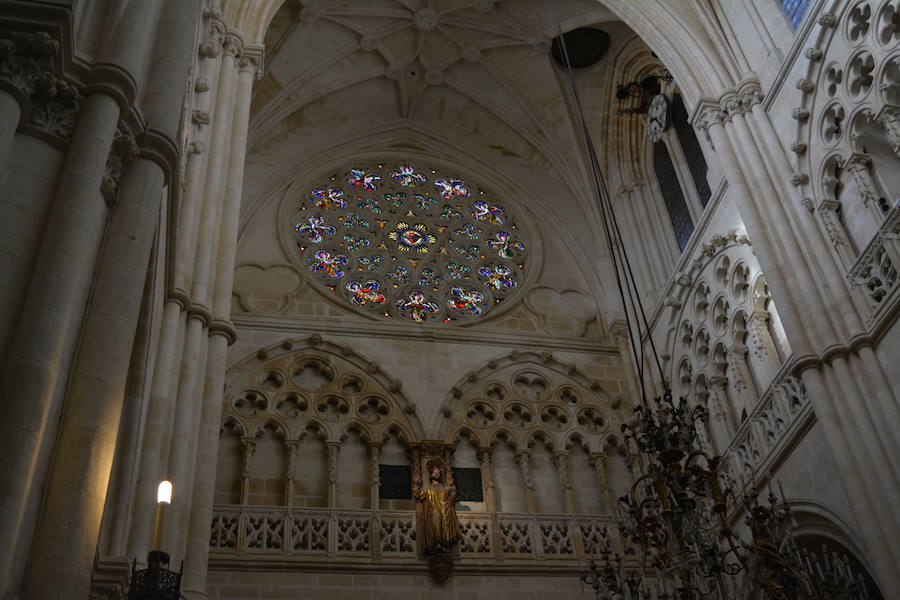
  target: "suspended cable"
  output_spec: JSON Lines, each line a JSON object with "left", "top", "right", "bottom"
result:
{"left": 548, "top": 0, "right": 667, "bottom": 394}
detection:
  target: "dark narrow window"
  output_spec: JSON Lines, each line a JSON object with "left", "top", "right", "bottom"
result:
{"left": 654, "top": 142, "right": 695, "bottom": 251}
{"left": 781, "top": 0, "right": 811, "bottom": 30}
{"left": 378, "top": 464, "right": 412, "bottom": 499}
{"left": 672, "top": 94, "right": 711, "bottom": 208}
{"left": 452, "top": 467, "right": 484, "bottom": 502}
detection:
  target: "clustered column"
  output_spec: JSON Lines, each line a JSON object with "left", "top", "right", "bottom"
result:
{"left": 0, "top": 2, "right": 201, "bottom": 598}
{"left": 697, "top": 80, "right": 900, "bottom": 596}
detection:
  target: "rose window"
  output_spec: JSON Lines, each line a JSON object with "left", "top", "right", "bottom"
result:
{"left": 293, "top": 162, "right": 530, "bottom": 323}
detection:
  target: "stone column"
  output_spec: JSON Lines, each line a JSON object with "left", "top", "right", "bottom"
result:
{"left": 285, "top": 441, "right": 299, "bottom": 507}
{"left": 551, "top": 452, "right": 575, "bottom": 514}
{"left": 727, "top": 345, "right": 757, "bottom": 419}
{"left": 326, "top": 442, "right": 340, "bottom": 508}
{"left": 700, "top": 92, "right": 900, "bottom": 596}
{"left": 747, "top": 89, "right": 868, "bottom": 340}
{"left": 707, "top": 377, "right": 733, "bottom": 450}
{"left": 0, "top": 92, "right": 120, "bottom": 598}
{"left": 588, "top": 452, "right": 613, "bottom": 513}
{"left": 697, "top": 102, "right": 814, "bottom": 355}
{"left": 126, "top": 299, "right": 186, "bottom": 561}
{"left": 368, "top": 443, "right": 382, "bottom": 510}
{"left": 477, "top": 448, "right": 496, "bottom": 512}
{"left": 514, "top": 450, "right": 536, "bottom": 514}
{"left": 127, "top": 9, "right": 225, "bottom": 563}
{"left": 161, "top": 33, "right": 241, "bottom": 564}
{"left": 875, "top": 107, "right": 900, "bottom": 155}
{"left": 844, "top": 153, "right": 886, "bottom": 224}
{"left": 239, "top": 437, "right": 256, "bottom": 505}
{"left": 180, "top": 51, "right": 258, "bottom": 596}
{"left": 816, "top": 199, "right": 857, "bottom": 267}
{"left": 746, "top": 310, "right": 780, "bottom": 385}
{"left": 23, "top": 149, "right": 166, "bottom": 600}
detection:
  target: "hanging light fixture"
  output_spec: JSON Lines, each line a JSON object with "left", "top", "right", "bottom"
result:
{"left": 547, "top": 2, "right": 878, "bottom": 598}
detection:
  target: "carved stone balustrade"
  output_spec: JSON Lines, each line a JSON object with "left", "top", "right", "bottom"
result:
{"left": 720, "top": 362, "right": 812, "bottom": 495}
{"left": 208, "top": 506, "right": 617, "bottom": 566}
{"left": 847, "top": 206, "right": 900, "bottom": 320}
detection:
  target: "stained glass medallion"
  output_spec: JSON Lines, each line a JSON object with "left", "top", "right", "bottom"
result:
{"left": 294, "top": 162, "right": 530, "bottom": 323}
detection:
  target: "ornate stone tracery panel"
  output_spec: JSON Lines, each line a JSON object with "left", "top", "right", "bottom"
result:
{"left": 285, "top": 160, "right": 533, "bottom": 324}
{"left": 662, "top": 233, "right": 791, "bottom": 452}
{"left": 792, "top": 0, "right": 900, "bottom": 314}
{"left": 223, "top": 335, "right": 424, "bottom": 446}
{"left": 438, "top": 351, "right": 624, "bottom": 454}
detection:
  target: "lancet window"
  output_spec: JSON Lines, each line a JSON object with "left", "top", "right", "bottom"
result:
{"left": 781, "top": 0, "right": 813, "bottom": 29}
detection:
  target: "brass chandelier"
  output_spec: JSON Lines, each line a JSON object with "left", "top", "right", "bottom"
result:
{"left": 577, "top": 390, "right": 871, "bottom": 600}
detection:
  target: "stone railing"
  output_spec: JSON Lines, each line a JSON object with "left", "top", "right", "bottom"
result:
{"left": 848, "top": 206, "right": 900, "bottom": 321}
{"left": 720, "top": 363, "right": 812, "bottom": 493}
{"left": 209, "top": 505, "right": 616, "bottom": 563}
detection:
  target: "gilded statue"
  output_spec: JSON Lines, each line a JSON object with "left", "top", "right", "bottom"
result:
{"left": 414, "top": 459, "right": 460, "bottom": 581}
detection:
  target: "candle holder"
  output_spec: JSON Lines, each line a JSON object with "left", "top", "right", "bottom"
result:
{"left": 127, "top": 551, "right": 181, "bottom": 600}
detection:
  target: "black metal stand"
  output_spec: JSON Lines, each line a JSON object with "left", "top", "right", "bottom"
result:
{"left": 127, "top": 551, "right": 182, "bottom": 600}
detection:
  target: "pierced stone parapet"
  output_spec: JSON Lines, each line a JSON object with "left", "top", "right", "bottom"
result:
{"left": 209, "top": 506, "right": 614, "bottom": 564}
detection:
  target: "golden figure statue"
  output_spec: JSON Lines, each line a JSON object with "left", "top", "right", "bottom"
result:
{"left": 414, "top": 460, "right": 461, "bottom": 558}
{"left": 413, "top": 460, "right": 460, "bottom": 582}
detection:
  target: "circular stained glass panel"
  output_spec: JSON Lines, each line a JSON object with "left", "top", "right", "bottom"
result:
{"left": 292, "top": 162, "right": 530, "bottom": 323}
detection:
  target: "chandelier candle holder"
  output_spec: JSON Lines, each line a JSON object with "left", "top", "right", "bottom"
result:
{"left": 128, "top": 481, "right": 182, "bottom": 600}
{"left": 579, "top": 390, "right": 872, "bottom": 600}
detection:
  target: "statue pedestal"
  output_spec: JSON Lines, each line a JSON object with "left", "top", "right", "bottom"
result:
{"left": 427, "top": 553, "right": 454, "bottom": 583}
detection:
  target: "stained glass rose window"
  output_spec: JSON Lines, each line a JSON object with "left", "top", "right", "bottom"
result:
{"left": 293, "top": 162, "right": 530, "bottom": 323}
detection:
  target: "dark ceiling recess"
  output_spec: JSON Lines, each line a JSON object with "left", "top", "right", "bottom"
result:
{"left": 551, "top": 28, "right": 611, "bottom": 69}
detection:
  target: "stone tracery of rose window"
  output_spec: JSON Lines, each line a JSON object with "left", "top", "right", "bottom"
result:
{"left": 293, "top": 162, "right": 530, "bottom": 323}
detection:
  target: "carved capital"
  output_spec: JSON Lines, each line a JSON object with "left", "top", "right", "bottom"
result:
{"left": 102, "top": 129, "right": 140, "bottom": 203}
{"left": 223, "top": 33, "right": 243, "bottom": 58}
{"left": 738, "top": 82, "right": 764, "bottom": 109}
{"left": 28, "top": 71, "right": 81, "bottom": 141}
{"left": 552, "top": 452, "right": 572, "bottom": 489}
{"left": 0, "top": 28, "right": 61, "bottom": 100}
{"left": 719, "top": 91, "right": 742, "bottom": 117}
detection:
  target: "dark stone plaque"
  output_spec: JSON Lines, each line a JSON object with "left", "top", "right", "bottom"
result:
{"left": 379, "top": 464, "right": 412, "bottom": 499}
{"left": 452, "top": 467, "right": 483, "bottom": 502}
